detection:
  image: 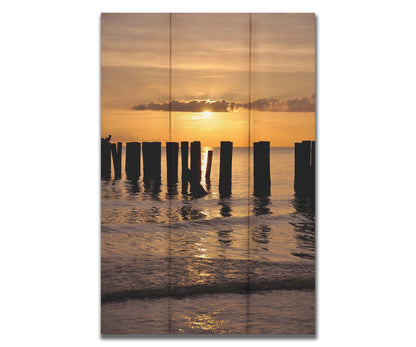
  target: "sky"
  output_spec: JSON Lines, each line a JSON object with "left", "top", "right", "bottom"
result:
{"left": 101, "top": 13, "right": 315, "bottom": 147}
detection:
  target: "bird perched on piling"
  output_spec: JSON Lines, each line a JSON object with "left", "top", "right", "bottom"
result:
{"left": 101, "top": 134, "right": 112, "bottom": 143}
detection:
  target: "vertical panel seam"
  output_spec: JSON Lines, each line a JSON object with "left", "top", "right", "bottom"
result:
{"left": 247, "top": 12, "right": 252, "bottom": 334}
{"left": 168, "top": 12, "right": 172, "bottom": 334}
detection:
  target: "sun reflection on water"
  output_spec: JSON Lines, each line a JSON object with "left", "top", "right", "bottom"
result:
{"left": 184, "top": 311, "right": 230, "bottom": 333}
{"left": 194, "top": 254, "right": 209, "bottom": 259}
{"left": 193, "top": 236, "right": 211, "bottom": 259}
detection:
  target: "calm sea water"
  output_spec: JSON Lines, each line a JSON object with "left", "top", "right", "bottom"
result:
{"left": 101, "top": 147, "right": 315, "bottom": 334}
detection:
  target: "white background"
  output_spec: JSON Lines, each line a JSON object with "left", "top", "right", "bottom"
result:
{"left": 1, "top": 0, "right": 416, "bottom": 346}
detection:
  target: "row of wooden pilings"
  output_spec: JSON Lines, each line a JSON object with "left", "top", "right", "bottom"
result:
{"left": 101, "top": 140, "right": 272, "bottom": 197}
{"left": 294, "top": 140, "right": 315, "bottom": 196}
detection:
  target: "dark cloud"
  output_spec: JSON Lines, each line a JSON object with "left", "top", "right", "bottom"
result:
{"left": 132, "top": 99, "right": 233, "bottom": 112}
{"left": 132, "top": 94, "right": 315, "bottom": 113}
{"left": 249, "top": 94, "right": 315, "bottom": 112}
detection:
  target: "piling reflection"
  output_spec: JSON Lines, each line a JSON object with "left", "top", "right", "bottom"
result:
{"left": 252, "top": 196, "right": 272, "bottom": 216}
{"left": 292, "top": 193, "right": 315, "bottom": 217}
{"left": 251, "top": 225, "right": 271, "bottom": 251}
{"left": 290, "top": 193, "right": 315, "bottom": 260}
{"left": 218, "top": 199, "right": 232, "bottom": 217}
{"left": 167, "top": 181, "right": 178, "bottom": 198}
{"left": 124, "top": 179, "right": 141, "bottom": 196}
{"left": 109, "top": 179, "right": 123, "bottom": 200}
{"left": 178, "top": 203, "right": 208, "bottom": 221}
{"left": 250, "top": 196, "right": 272, "bottom": 252}
{"left": 217, "top": 229, "right": 233, "bottom": 246}
{"left": 143, "top": 179, "right": 161, "bottom": 200}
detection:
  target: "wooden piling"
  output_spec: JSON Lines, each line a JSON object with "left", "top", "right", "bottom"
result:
{"left": 181, "top": 142, "right": 189, "bottom": 176}
{"left": 219, "top": 141, "right": 233, "bottom": 197}
{"left": 111, "top": 142, "right": 122, "bottom": 179}
{"left": 253, "top": 141, "right": 271, "bottom": 196}
{"left": 190, "top": 141, "right": 201, "bottom": 190}
{"left": 166, "top": 142, "right": 179, "bottom": 183}
{"left": 294, "top": 140, "right": 312, "bottom": 194}
{"left": 101, "top": 141, "right": 111, "bottom": 179}
{"left": 142, "top": 142, "right": 150, "bottom": 180}
{"left": 311, "top": 141, "right": 315, "bottom": 170}
{"left": 111, "top": 143, "right": 117, "bottom": 176}
{"left": 125, "top": 142, "right": 140, "bottom": 179}
{"left": 116, "top": 142, "right": 122, "bottom": 178}
{"left": 152, "top": 142, "right": 161, "bottom": 181}
{"left": 143, "top": 142, "right": 161, "bottom": 181}
{"left": 125, "top": 142, "right": 130, "bottom": 175}
{"left": 311, "top": 141, "right": 315, "bottom": 195}
{"left": 205, "top": 150, "right": 213, "bottom": 182}
{"left": 181, "top": 141, "right": 189, "bottom": 193}
{"left": 302, "top": 140, "right": 311, "bottom": 194}
{"left": 294, "top": 142, "right": 302, "bottom": 191}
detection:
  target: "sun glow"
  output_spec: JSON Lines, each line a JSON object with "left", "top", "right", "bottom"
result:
{"left": 202, "top": 110, "right": 212, "bottom": 117}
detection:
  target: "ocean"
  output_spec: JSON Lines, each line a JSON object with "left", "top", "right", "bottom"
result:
{"left": 101, "top": 147, "right": 315, "bottom": 334}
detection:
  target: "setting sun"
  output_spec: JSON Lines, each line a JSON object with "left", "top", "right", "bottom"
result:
{"left": 101, "top": 14, "right": 315, "bottom": 147}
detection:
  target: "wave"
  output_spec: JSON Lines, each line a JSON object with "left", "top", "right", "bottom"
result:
{"left": 101, "top": 213, "right": 294, "bottom": 233}
{"left": 101, "top": 278, "right": 315, "bottom": 304}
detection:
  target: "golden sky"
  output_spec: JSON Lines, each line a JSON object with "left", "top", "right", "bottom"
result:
{"left": 101, "top": 13, "right": 315, "bottom": 147}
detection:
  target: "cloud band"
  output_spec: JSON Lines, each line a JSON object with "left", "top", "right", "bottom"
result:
{"left": 132, "top": 94, "right": 315, "bottom": 113}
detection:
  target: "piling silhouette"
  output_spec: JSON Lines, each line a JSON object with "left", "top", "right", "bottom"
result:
{"left": 142, "top": 142, "right": 161, "bottom": 182}
{"left": 142, "top": 142, "right": 151, "bottom": 180}
{"left": 166, "top": 142, "right": 179, "bottom": 196}
{"left": 152, "top": 142, "right": 161, "bottom": 181}
{"left": 101, "top": 140, "right": 112, "bottom": 179}
{"left": 190, "top": 141, "right": 202, "bottom": 194}
{"left": 125, "top": 142, "right": 140, "bottom": 179}
{"left": 253, "top": 141, "right": 271, "bottom": 196}
{"left": 181, "top": 141, "right": 189, "bottom": 194}
{"left": 166, "top": 142, "right": 179, "bottom": 184}
{"left": 100, "top": 139, "right": 325, "bottom": 203}
{"left": 110, "top": 144, "right": 117, "bottom": 177}
{"left": 141, "top": 142, "right": 161, "bottom": 195}
{"left": 101, "top": 137, "right": 317, "bottom": 215}
{"left": 116, "top": 142, "right": 122, "bottom": 178}
{"left": 110, "top": 142, "right": 122, "bottom": 179}
{"left": 205, "top": 150, "right": 213, "bottom": 183}
{"left": 294, "top": 140, "right": 315, "bottom": 196}
{"left": 219, "top": 141, "right": 233, "bottom": 197}
{"left": 311, "top": 141, "right": 315, "bottom": 193}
